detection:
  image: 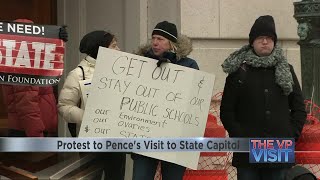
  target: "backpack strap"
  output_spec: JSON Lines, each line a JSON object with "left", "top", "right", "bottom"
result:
{"left": 77, "top": 66, "right": 85, "bottom": 107}
{"left": 68, "top": 66, "right": 85, "bottom": 137}
{"left": 78, "top": 66, "right": 85, "bottom": 80}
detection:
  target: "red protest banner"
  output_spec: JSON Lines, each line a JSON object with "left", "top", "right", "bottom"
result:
{"left": 0, "top": 21, "right": 65, "bottom": 86}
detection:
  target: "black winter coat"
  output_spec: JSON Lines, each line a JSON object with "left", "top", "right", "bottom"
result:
{"left": 220, "top": 64, "right": 306, "bottom": 168}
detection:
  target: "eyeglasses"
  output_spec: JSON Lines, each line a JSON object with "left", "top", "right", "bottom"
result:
{"left": 255, "top": 36, "right": 274, "bottom": 43}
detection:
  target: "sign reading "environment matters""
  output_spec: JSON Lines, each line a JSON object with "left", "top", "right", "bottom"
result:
{"left": 79, "top": 47, "right": 215, "bottom": 169}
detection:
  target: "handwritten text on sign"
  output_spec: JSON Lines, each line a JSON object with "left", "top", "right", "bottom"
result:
{"left": 79, "top": 47, "right": 215, "bottom": 169}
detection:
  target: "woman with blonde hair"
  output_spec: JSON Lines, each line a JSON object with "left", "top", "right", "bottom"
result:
{"left": 132, "top": 21, "right": 199, "bottom": 180}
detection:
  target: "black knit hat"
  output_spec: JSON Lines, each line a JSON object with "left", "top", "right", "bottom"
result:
{"left": 79, "top": 30, "right": 114, "bottom": 59}
{"left": 249, "top": 15, "right": 277, "bottom": 45}
{"left": 152, "top": 21, "right": 178, "bottom": 43}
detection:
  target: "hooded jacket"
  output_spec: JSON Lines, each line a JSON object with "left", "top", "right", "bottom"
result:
{"left": 58, "top": 56, "right": 96, "bottom": 136}
{"left": 136, "top": 35, "right": 199, "bottom": 70}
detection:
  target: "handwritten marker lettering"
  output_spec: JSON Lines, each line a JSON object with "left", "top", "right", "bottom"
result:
{"left": 198, "top": 76, "right": 205, "bottom": 95}
{"left": 85, "top": 125, "right": 89, "bottom": 133}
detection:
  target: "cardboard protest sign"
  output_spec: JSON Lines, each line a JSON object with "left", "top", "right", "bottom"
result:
{"left": 0, "top": 21, "right": 65, "bottom": 86}
{"left": 79, "top": 47, "right": 215, "bottom": 169}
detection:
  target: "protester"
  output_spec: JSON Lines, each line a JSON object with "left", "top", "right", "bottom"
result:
{"left": 2, "top": 19, "right": 68, "bottom": 137}
{"left": 58, "top": 30, "right": 125, "bottom": 180}
{"left": 132, "top": 20, "right": 199, "bottom": 180}
{"left": 220, "top": 15, "right": 306, "bottom": 180}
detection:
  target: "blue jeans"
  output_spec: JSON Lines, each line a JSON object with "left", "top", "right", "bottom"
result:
{"left": 132, "top": 154, "right": 186, "bottom": 180}
{"left": 237, "top": 167, "right": 289, "bottom": 180}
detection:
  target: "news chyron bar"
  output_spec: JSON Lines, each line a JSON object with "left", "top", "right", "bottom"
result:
{"left": 0, "top": 137, "right": 296, "bottom": 164}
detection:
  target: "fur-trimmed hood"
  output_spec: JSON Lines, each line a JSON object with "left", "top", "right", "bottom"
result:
{"left": 136, "top": 34, "right": 193, "bottom": 61}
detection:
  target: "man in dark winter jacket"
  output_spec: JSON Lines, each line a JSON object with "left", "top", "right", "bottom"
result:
{"left": 220, "top": 15, "right": 307, "bottom": 180}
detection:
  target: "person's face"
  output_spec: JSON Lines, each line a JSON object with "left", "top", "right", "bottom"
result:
{"left": 151, "top": 35, "right": 171, "bottom": 56}
{"left": 252, "top": 36, "right": 275, "bottom": 57}
{"left": 108, "top": 38, "right": 120, "bottom": 50}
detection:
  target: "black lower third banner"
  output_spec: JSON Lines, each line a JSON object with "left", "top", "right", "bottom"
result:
{"left": 0, "top": 72, "right": 61, "bottom": 86}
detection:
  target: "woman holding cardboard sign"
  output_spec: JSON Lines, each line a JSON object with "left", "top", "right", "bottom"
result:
{"left": 132, "top": 21, "right": 199, "bottom": 180}
{"left": 58, "top": 30, "right": 119, "bottom": 136}
{"left": 58, "top": 30, "right": 125, "bottom": 180}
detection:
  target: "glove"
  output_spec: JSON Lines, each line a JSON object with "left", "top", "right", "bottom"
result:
{"left": 59, "top": 25, "right": 68, "bottom": 42}
{"left": 157, "top": 51, "right": 177, "bottom": 67}
{"left": 162, "top": 51, "right": 177, "bottom": 63}
{"left": 156, "top": 57, "right": 169, "bottom": 67}
{"left": 144, "top": 50, "right": 177, "bottom": 67}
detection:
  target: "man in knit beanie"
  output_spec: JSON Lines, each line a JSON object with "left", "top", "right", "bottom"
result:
{"left": 220, "top": 15, "right": 306, "bottom": 180}
{"left": 249, "top": 15, "right": 278, "bottom": 56}
{"left": 152, "top": 21, "right": 178, "bottom": 44}
{"left": 249, "top": 15, "right": 277, "bottom": 46}
{"left": 139, "top": 20, "right": 199, "bottom": 69}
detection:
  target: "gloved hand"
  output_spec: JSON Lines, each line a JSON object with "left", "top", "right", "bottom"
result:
{"left": 162, "top": 51, "right": 177, "bottom": 63}
{"left": 59, "top": 25, "right": 68, "bottom": 42}
{"left": 144, "top": 50, "right": 177, "bottom": 67}
{"left": 156, "top": 51, "right": 177, "bottom": 67}
{"left": 156, "top": 57, "right": 169, "bottom": 67}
